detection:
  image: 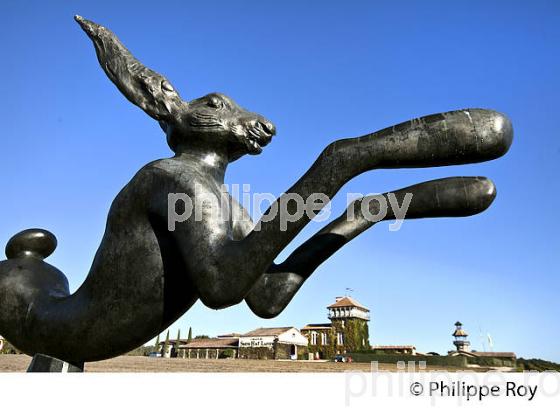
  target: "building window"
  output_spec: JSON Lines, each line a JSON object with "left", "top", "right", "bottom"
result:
{"left": 321, "top": 333, "right": 327, "bottom": 345}
{"left": 311, "top": 331, "right": 317, "bottom": 345}
{"left": 337, "top": 332, "right": 344, "bottom": 345}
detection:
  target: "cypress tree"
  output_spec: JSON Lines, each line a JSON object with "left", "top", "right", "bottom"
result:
{"left": 187, "top": 327, "right": 193, "bottom": 342}
{"left": 154, "top": 334, "right": 160, "bottom": 352}
{"left": 175, "top": 329, "right": 181, "bottom": 358}
{"left": 163, "top": 330, "right": 170, "bottom": 358}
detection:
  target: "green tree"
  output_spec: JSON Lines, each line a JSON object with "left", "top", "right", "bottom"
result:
{"left": 177, "top": 329, "right": 181, "bottom": 344}
{"left": 0, "top": 340, "right": 19, "bottom": 355}
{"left": 163, "top": 330, "right": 170, "bottom": 358}
{"left": 154, "top": 334, "right": 160, "bottom": 352}
{"left": 187, "top": 327, "right": 193, "bottom": 342}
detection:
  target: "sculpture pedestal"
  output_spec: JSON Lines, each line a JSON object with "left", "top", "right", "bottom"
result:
{"left": 27, "top": 354, "right": 84, "bottom": 373}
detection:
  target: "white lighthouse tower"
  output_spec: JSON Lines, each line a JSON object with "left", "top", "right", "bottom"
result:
{"left": 452, "top": 321, "right": 471, "bottom": 352}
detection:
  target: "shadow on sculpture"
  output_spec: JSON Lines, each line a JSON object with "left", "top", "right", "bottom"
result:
{"left": 0, "top": 16, "right": 513, "bottom": 370}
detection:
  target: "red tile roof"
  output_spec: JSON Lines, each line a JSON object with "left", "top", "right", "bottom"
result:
{"left": 471, "top": 352, "right": 516, "bottom": 358}
{"left": 327, "top": 296, "right": 369, "bottom": 311}
{"left": 372, "top": 345, "right": 416, "bottom": 350}
{"left": 179, "top": 338, "right": 239, "bottom": 349}
{"left": 241, "top": 327, "right": 294, "bottom": 337}
{"left": 450, "top": 351, "right": 517, "bottom": 359}
{"left": 301, "top": 323, "right": 332, "bottom": 330}
{"left": 217, "top": 333, "right": 241, "bottom": 338}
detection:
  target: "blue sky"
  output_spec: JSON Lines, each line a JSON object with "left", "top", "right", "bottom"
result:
{"left": 1, "top": 1, "right": 559, "bottom": 361}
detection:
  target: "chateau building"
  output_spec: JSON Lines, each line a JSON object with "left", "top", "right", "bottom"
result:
{"left": 179, "top": 337, "right": 239, "bottom": 359}
{"left": 448, "top": 321, "right": 517, "bottom": 367}
{"left": 238, "top": 327, "right": 308, "bottom": 360}
{"left": 165, "top": 327, "right": 308, "bottom": 360}
{"left": 154, "top": 308, "right": 517, "bottom": 367}
{"left": 301, "top": 296, "right": 370, "bottom": 359}
{"left": 370, "top": 345, "right": 416, "bottom": 355}
{"left": 162, "top": 297, "right": 371, "bottom": 361}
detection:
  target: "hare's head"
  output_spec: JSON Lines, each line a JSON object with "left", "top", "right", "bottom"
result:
{"left": 167, "top": 92, "right": 275, "bottom": 161}
{"left": 75, "top": 15, "right": 276, "bottom": 162}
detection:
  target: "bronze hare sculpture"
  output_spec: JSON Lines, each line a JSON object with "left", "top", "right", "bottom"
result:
{"left": 0, "top": 16, "right": 512, "bottom": 365}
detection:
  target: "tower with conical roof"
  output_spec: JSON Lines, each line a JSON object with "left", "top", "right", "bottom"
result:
{"left": 328, "top": 296, "right": 370, "bottom": 353}
{"left": 301, "top": 296, "right": 371, "bottom": 358}
{"left": 327, "top": 296, "right": 370, "bottom": 321}
{"left": 452, "top": 321, "right": 471, "bottom": 352}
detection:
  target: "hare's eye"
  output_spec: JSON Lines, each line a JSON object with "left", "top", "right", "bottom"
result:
{"left": 207, "top": 98, "right": 223, "bottom": 109}
{"left": 161, "top": 80, "right": 174, "bottom": 92}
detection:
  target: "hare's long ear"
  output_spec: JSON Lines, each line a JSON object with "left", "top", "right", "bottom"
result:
{"left": 75, "top": 15, "right": 186, "bottom": 123}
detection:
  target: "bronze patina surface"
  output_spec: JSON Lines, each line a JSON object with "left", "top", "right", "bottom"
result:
{"left": 0, "top": 16, "right": 513, "bottom": 365}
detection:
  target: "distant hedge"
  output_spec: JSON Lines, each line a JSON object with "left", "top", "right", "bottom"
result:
{"left": 348, "top": 352, "right": 467, "bottom": 367}
{"left": 465, "top": 355, "right": 516, "bottom": 368}
{"left": 125, "top": 346, "right": 153, "bottom": 356}
{"left": 219, "top": 349, "right": 235, "bottom": 359}
{"left": 516, "top": 358, "right": 560, "bottom": 372}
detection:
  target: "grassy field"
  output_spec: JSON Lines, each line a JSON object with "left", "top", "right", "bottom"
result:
{"left": 0, "top": 354, "right": 469, "bottom": 372}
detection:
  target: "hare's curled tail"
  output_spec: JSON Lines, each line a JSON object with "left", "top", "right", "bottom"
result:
{"left": 5, "top": 228, "right": 57, "bottom": 260}
{"left": 0, "top": 229, "right": 72, "bottom": 357}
